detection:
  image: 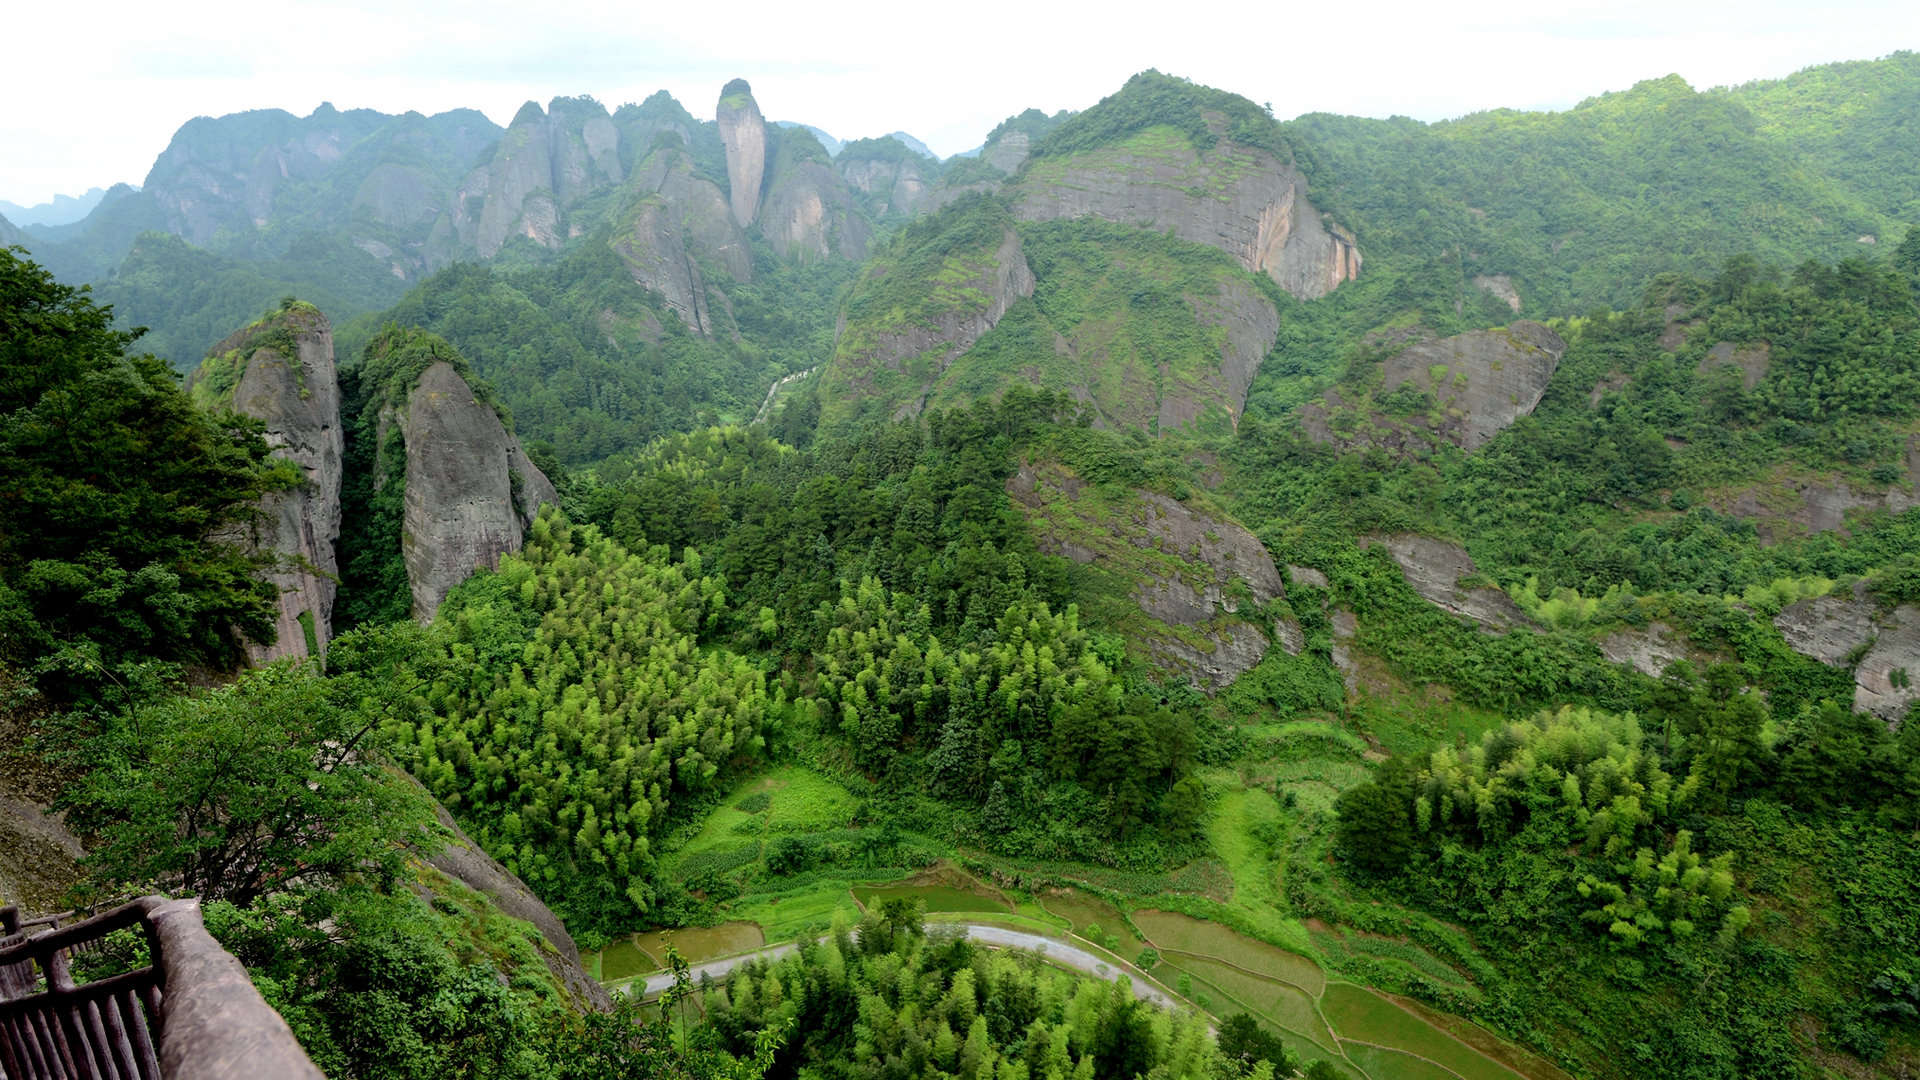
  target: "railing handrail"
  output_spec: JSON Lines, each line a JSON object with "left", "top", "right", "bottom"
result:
{"left": 0, "top": 896, "right": 325, "bottom": 1079}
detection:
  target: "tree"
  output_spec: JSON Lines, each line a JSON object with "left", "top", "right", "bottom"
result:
{"left": 63, "top": 656, "right": 440, "bottom": 905}
{"left": 0, "top": 247, "right": 289, "bottom": 704}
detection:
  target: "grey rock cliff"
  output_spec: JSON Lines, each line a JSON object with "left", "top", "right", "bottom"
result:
{"left": 1363, "top": 534, "right": 1531, "bottom": 632}
{"left": 717, "top": 82, "right": 768, "bottom": 227}
{"left": 396, "top": 362, "right": 558, "bottom": 621}
{"left": 611, "top": 146, "right": 752, "bottom": 334}
{"left": 1774, "top": 585, "right": 1919, "bottom": 724}
{"left": 195, "top": 307, "right": 343, "bottom": 664}
{"left": 1380, "top": 322, "right": 1566, "bottom": 451}
{"left": 1301, "top": 323, "right": 1567, "bottom": 455}
{"left": 1007, "top": 461, "right": 1283, "bottom": 689}
{"left": 832, "top": 228, "right": 1035, "bottom": 419}
{"left": 838, "top": 155, "right": 932, "bottom": 219}
{"left": 1011, "top": 126, "right": 1359, "bottom": 300}
{"left": 760, "top": 160, "right": 871, "bottom": 262}
{"left": 1854, "top": 606, "right": 1920, "bottom": 724}
{"left": 415, "top": 778, "right": 611, "bottom": 1011}
{"left": 450, "top": 99, "right": 624, "bottom": 260}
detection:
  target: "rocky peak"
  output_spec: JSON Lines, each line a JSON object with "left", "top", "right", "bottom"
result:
{"left": 716, "top": 78, "right": 768, "bottom": 227}
{"left": 761, "top": 129, "right": 871, "bottom": 262}
{"left": 450, "top": 97, "right": 624, "bottom": 259}
{"left": 394, "top": 360, "right": 558, "bottom": 621}
{"left": 188, "top": 303, "right": 342, "bottom": 664}
{"left": 610, "top": 144, "right": 752, "bottom": 334}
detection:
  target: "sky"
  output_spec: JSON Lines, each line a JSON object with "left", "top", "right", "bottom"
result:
{"left": 3, "top": 0, "right": 1918, "bottom": 207}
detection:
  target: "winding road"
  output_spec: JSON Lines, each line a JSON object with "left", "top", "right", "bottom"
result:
{"left": 624, "top": 923, "right": 1181, "bottom": 1012}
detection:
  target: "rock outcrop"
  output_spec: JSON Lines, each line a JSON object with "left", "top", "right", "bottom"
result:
{"left": 760, "top": 159, "right": 871, "bottom": 262}
{"left": 984, "top": 130, "right": 1032, "bottom": 175}
{"left": 416, "top": 779, "right": 610, "bottom": 1011}
{"left": 1302, "top": 323, "right": 1567, "bottom": 454}
{"left": 1007, "top": 461, "right": 1283, "bottom": 688}
{"left": 1710, "top": 465, "right": 1920, "bottom": 542}
{"left": 1012, "top": 123, "right": 1359, "bottom": 300}
{"left": 1598, "top": 622, "right": 1699, "bottom": 678}
{"left": 1362, "top": 534, "right": 1532, "bottom": 632}
{"left": 610, "top": 146, "right": 752, "bottom": 334}
{"left": 717, "top": 79, "right": 768, "bottom": 227}
{"left": 1854, "top": 606, "right": 1920, "bottom": 724}
{"left": 448, "top": 98, "right": 625, "bottom": 259}
{"left": 393, "top": 362, "right": 558, "bottom": 621}
{"left": 1774, "top": 584, "right": 1919, "bottom": 724}
{"left": 827, "top": 226, "right": 1035, "bottom": 421}
{"left": 1473, "top": 274, "right": 1522, "bottom": 313}
{"left": 190, "top": 304, "right": 342, "bottom": 664}
{"left": 1380, "top": 323, "right": 1565, "bottom": 451}
{"left": 837, "top": 146, "right": 933, "bottom": 219}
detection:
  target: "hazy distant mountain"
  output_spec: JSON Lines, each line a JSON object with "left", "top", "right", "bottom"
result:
{"left": 774, "top": 122, "right": 843, "bottom": 156}
{"left": 0, "top": 186, "right": 112, "bottom": 227}
{"left": 884, "top": 131, "right": 933, "bottom": 158}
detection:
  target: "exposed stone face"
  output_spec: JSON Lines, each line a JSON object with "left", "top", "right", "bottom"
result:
{"left": 1012, "top": 129, "right": 1359, "bottom": 300}
{"left": 1697, "top": 341, "right": 1770, "bottom": 391}
{"left": 396, "top": 362, "right": 558, "bottom": 621}
{"left": 196, "top": 308, "right": 342, "bottom": 664}
{"left": 983, "top": 130, "right": 1031, "bottom": 175}
{"left": 760, "top": 161, "right": 871, "bottom": 262}
{"left": 1363, "top": 534, "right": 1532, "bottom": 632}
{"left": 1773, "top": 584, "right": 1878, "bottom": 666}
{"left": 1854, "top": 605, "right": 1920, "bottom": 725}
{"left": 837, "top": 156, "right": 933, "bottom": 218}
{"left": 831, "top": 228, "right": 1035, "bottom": 420}
{"left": 450, "top": 99, "right": 624, "bottom": 260}
{"left": 1773, "top": 584, "right": 1916, "bottom": 725}
{"left": 1382, "top": 322, "right": 1566, "bottom": 451}
{"left": 1302, "top": 323, "right": 1566, "bottom": 456}
{"left": 1598, "top": 622, "right": 1695, "bottom": 678}
{"left": 1330, "top": 609, "right": 1360, "bottom": 696}
{"left": 1710, "top": 474, "right": 1919, "bottom": 542}
{"left": 610, "top": 147, "right": 752, "bottom": 334}
{"left": 1006, "top": 461, "right": 1283, "bottom": 689}
{"left": 1473, "top": 274, "right": 1522, "bottom": 313}
{"left": 1287, "top": 565, "right": 1330, "bottom": 589}
{"left": 1183, "top": 278, "right": 1280, "bottom": 429}
{"left": 717, "top": 83, "right": 768, "bottom": 227}
{"left": 415, "top": 777, "right": 610, "bottom": 1011}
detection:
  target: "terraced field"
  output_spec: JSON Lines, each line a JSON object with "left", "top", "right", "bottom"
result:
{"left": 1130, "top": 908, "right": 1568, "bottom": 1080}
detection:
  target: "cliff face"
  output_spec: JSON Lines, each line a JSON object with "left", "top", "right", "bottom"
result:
{"left": 1774, "top": 584, "right": 1919, "bottom": 725}
{"left": 610, "top": 146, "right": 752, "bottom": 334}
{"left": 761, "top": 160, "right": 872, "bottom": 262}
{"left": 1012, "top": 123, "right": 1359, "bottom": 300}
{"left": 393, "top": 362, "right": 558, "bottom": 621}
{"left": 1301, "top": 322, "right": 1567, "bottom": 454}
{"left": 448, "top": 99, "right": 625, "bottom": 260}
{"left": 836, "top": 152, "right": 933, "bottom": 220}
{"left": 413, "top": 777, "right": 610, "bottom": 1011}
{"left": 716, "top": 80, "right": 768, "bottom": 227}
{"left": 1362, "top": 534, "right": 1533, "bottom": 632}
{"left": 191, "top": 305, "right": 343, "bottom": 663}
{"left": 823, "top": 225, "right": 1035, "bottom": 423}
{"left": 1007, "top": 461, "right": 1283, "bottom": 689}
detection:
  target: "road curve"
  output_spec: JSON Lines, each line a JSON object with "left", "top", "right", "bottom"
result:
{"left": 625, "top": 923, "right": 1179, "bottom": 1011}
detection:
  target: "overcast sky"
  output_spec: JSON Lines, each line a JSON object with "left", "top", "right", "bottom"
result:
{"left": 3, "top": 0, "right": 1917, "bottom": 207}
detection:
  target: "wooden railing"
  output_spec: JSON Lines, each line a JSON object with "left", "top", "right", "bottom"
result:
{"left": 0, "top": 897, "right": 323, "bottom": 1079}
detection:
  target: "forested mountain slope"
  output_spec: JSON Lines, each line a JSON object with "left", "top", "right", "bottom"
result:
{"left": 6, "top": 51, "right": 1920, "bottom": 1080}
